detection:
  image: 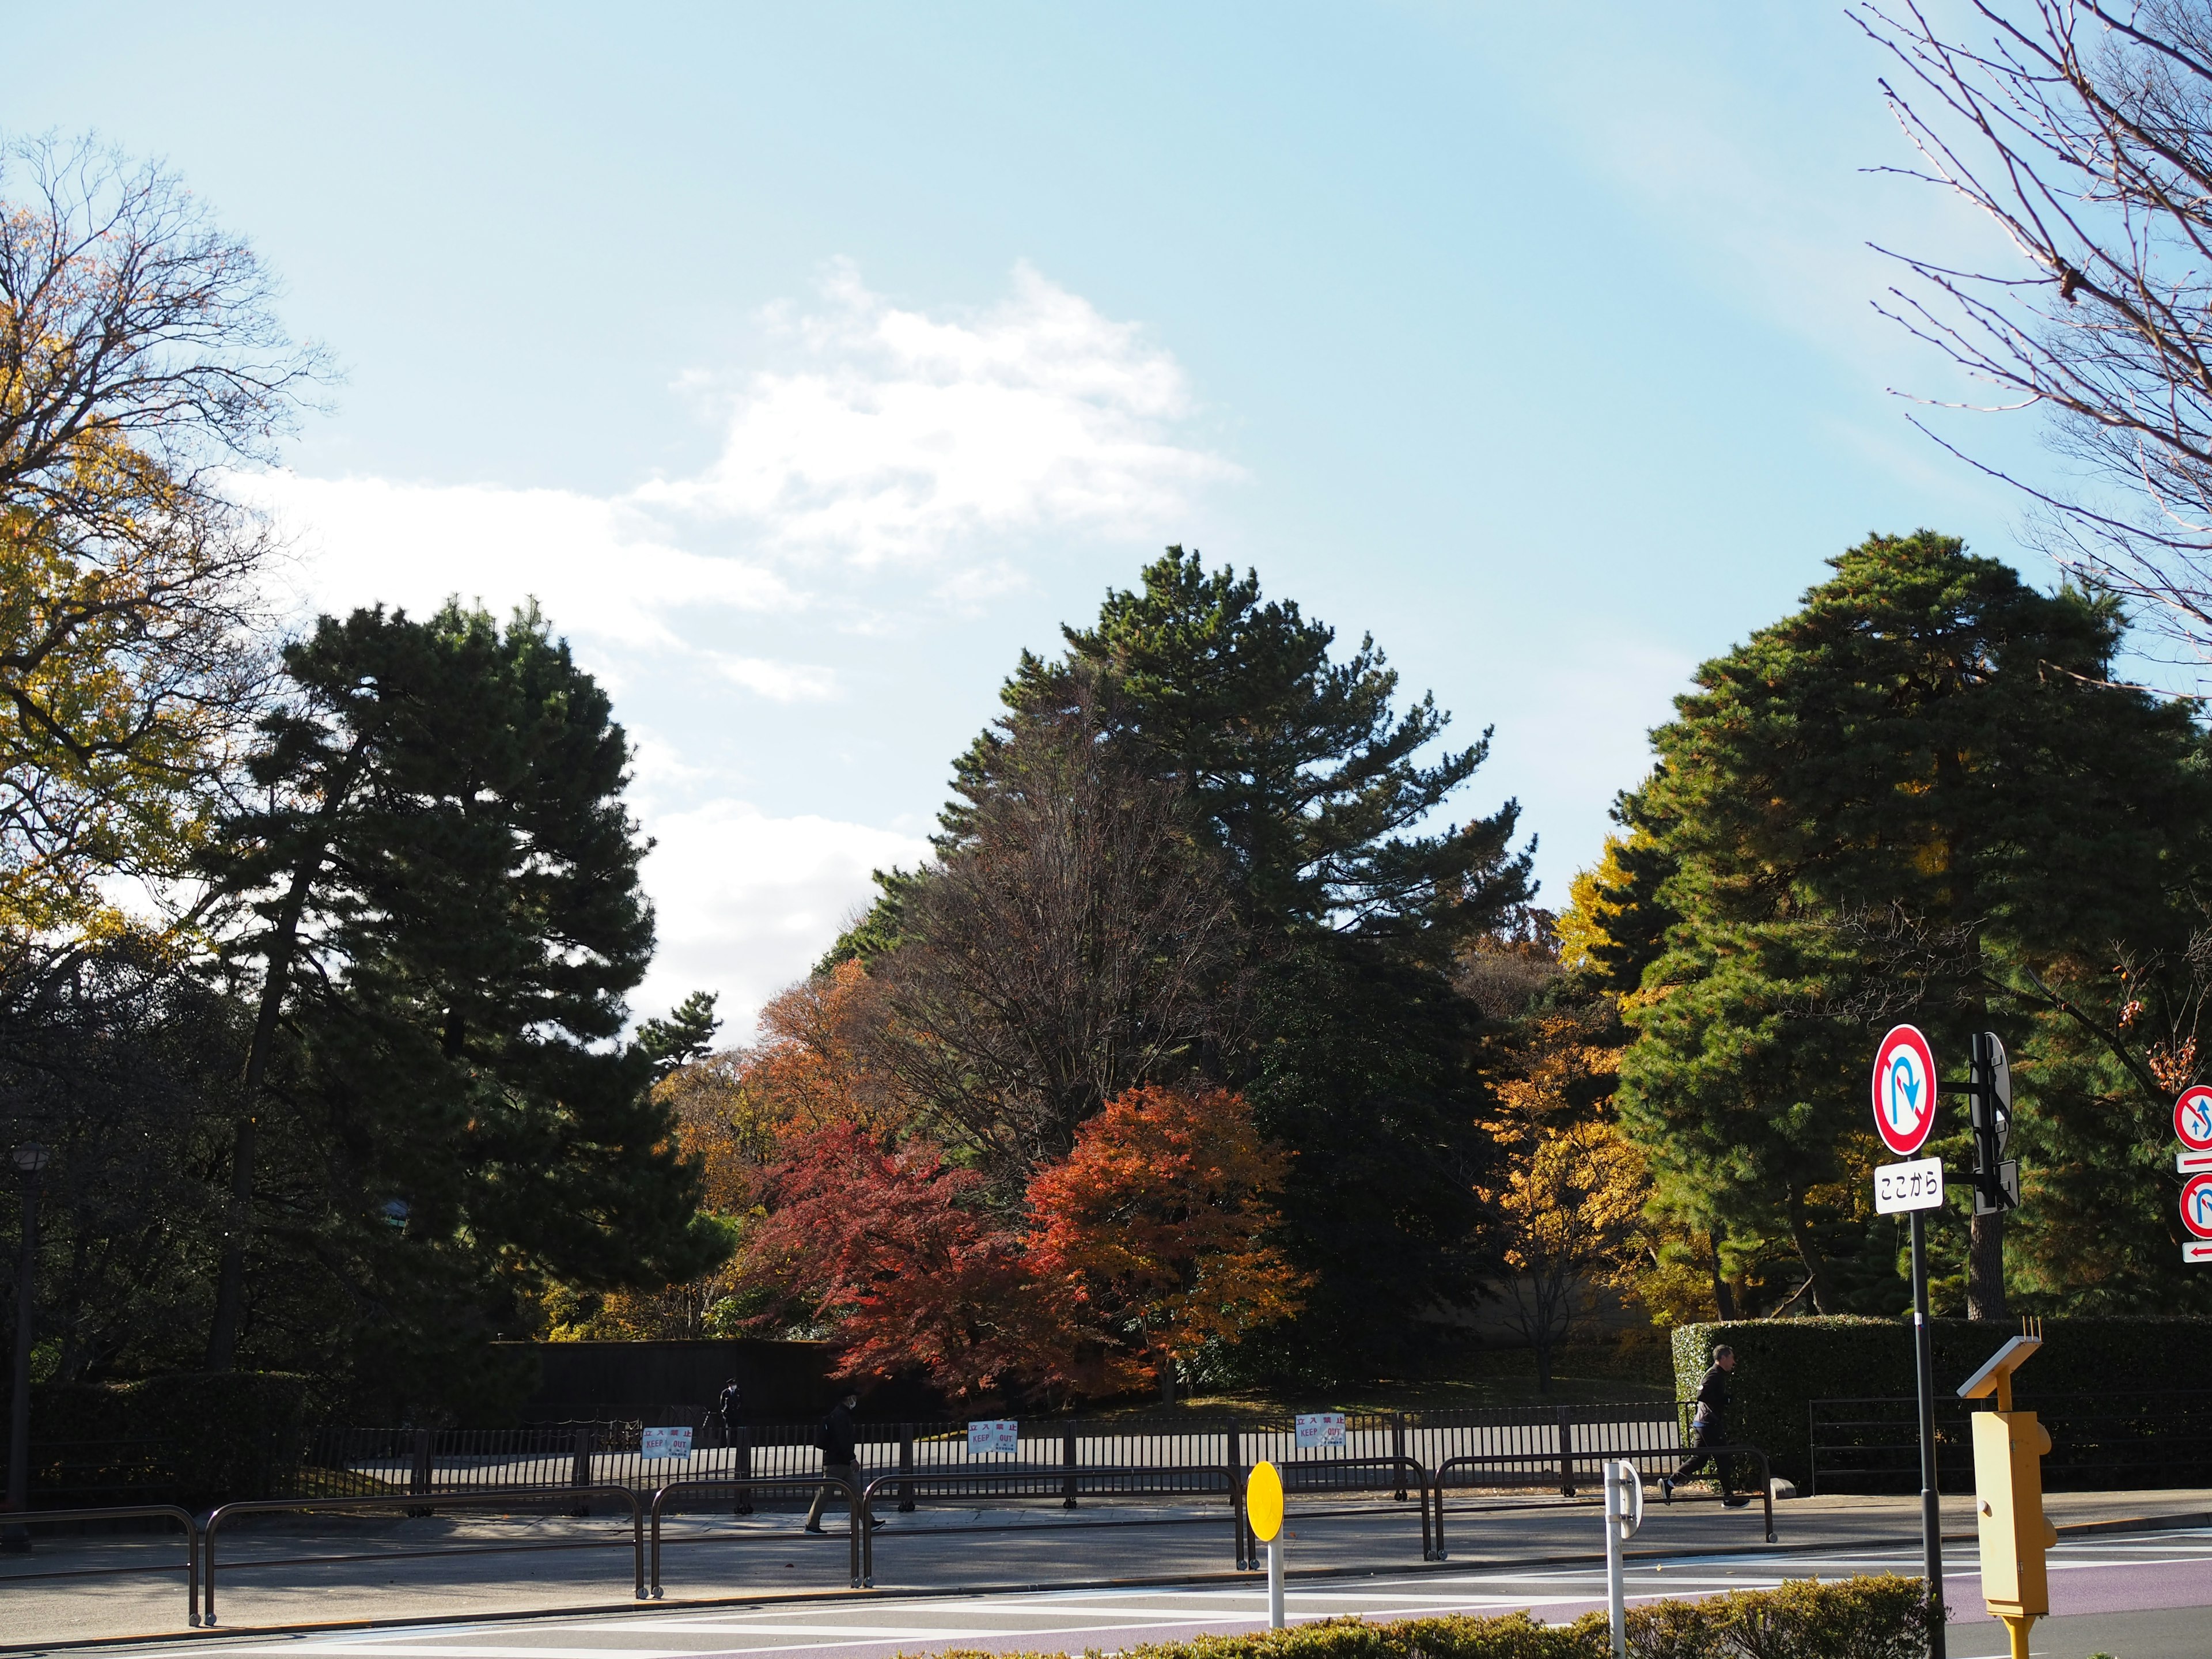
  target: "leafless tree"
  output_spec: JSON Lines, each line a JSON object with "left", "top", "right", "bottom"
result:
{"left": 1858, "top": 2, "right": 2212, "bottom": 666}
{"left": 872, "top": 673, "right": 1246, "bottom": 1189}
{"left": 1, "top": 133, "right": 329, "bottom": 935}
{"left": 2, "top": 132, "right": 328, "bottom": 499}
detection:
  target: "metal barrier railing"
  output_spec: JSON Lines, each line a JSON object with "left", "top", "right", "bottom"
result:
{"left": 647, "top": 1475, "right": 863, "bottom": 1596}
{"left": 857, "top": 1465, "right": 1248, "bottom": 1584}
{"left": 0, "top": 1503, "right": 200, "bottom": 1626}
{"left": 200, "top": 1484, "right": 649, "bottom": 1626}
{"left": 1430, "top": 1445, "right": 1775, "bottom": 1555}
{"left": 1234, "top": 1456, "right": 1434, "bottom": 1566}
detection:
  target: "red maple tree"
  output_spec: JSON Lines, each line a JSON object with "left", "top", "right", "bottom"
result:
{"left": 1024, "top": 1083, "right": 1309, "bottom": 1390}
{"left": 737, "top": 1123, "right": 1050, "bottom": 1399}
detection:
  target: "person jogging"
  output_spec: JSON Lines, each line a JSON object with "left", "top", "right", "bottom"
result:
{"left": 1662, "top": 1344, "right": 1751, "bottom": 1508}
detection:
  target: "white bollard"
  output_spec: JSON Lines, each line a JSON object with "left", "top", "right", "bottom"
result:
{"left": 1268, "top": 1533, "right": 1285, "bottom": 1630}
{"left": 1603, "top": 1459, "right": 1642, "bottom": 1659}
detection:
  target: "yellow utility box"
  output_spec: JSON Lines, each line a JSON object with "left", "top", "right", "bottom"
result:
{"left": 1969, "top": 1408, "right": 2055, "bottom": 1615}
{"left": 1958, "top": 1321, "right": 2055, "bottom": 1659}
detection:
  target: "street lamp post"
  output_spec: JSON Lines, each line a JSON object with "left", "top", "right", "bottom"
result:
{"left": 4, "top": 1141, "right": 50, "bottom": 1553}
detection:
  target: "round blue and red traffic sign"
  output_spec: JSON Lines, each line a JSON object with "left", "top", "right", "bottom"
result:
{"left": 2183, "top": 1172, "right": 2212, "bottom": 1241}
{"left": 1872, "top": 1024, "right": 1939, "bottom": 1157}
{"left": 2177, "top": 1087, "right": 2212, "bottom": 1153}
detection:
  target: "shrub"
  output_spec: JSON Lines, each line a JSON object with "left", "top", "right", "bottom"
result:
{"left": 1672, "top": 1316, "right": 2212, "bottom": 1483}
{"left": 926, "top": 1575, "right": 1935, "bottom": 1659}
{"left": 6, "top": 1371, "right": 316, "bottom": 1504}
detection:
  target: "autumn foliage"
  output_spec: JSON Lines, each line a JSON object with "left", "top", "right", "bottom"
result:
{"left": 741, "top": 1123, "right": 1045, "bottom": 1397}
{"left": 716, "top": 1071, "right": 1304, "bottom": 1402}
{"left": 1027, "top": 1084, "right": 1309, "bottom": 1386}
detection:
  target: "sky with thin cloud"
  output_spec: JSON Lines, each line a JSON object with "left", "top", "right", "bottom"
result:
{"left": 13, "top": 1, "right": 2065, "bottom": 1035}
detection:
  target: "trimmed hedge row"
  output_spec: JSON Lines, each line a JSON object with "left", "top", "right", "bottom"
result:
{"left": 1670, "top": 1316, "right": 2212, "bottom": 1483}
{"left": 931, "top": 1576, "right": 1936, "bottom": 1659}
{"left": 2, "top": 1370, "right": 315, "bottom": 1503}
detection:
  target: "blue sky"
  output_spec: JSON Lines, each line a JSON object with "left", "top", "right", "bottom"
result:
{"left": 13, "top": 2, "right": 2048, "bottom": 1032}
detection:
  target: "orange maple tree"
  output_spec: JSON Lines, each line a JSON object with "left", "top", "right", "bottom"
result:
{"left": 1024, "top": 1082, "right": 1308, "bottom": 1389}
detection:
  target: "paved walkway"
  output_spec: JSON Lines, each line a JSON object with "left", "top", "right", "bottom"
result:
{"left": 5, "top": 1487, "right": 2207, "bottom": 1650}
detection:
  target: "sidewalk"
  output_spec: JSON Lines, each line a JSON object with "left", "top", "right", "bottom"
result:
{"left": 5, "top": 1486, "right": 2207, "bottom": 1650}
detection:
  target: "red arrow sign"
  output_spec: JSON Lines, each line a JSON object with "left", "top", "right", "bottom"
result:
{"left": 2184, "top": 1173, "right": 2212, "bottom": 1241}
{"left": 2179, "top": 1087, "right": 2212, "bottom": 1153}
{"left": 1872, "top": 1025, "right": 1939, "bottom": 1157}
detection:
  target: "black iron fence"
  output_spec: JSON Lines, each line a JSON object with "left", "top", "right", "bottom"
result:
{"left": 1809, "top": 1389, "right": 2212, "bottom": 1494}
{"left": 7, "top": 1403, "right": 1691, "bottom": 1509}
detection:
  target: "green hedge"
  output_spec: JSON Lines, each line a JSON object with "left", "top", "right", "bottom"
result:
{"left": 1671, "top": 1316, "right": 2212, "bottom": 1483}
{"left": 931, "top": 1576, "right": 1934, "bottom": 1659}
{"left": 2, "top": 1371, "right": 316, "bottom": 1504}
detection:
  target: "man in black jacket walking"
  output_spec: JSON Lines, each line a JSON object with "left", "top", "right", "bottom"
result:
{"left": 1662, "top": 1345, "right": 1750, "bottom": 1507}
{"left": 803, "top": 1392, "right": 869, "bottom": 1533}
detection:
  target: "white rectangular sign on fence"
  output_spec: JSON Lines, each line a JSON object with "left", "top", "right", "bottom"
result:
{"left": 1294, "top": 1412, "right": 1347, "bottom": 1448}
{"left": 1873, "top": 1156, "right": 1945, "bottom": 1215}
{"left": 640, "top": 1426, "right": 693, "bottom": 1461}
{"left": 967, "top": 1419, "right": 1019, "bottom": 1455}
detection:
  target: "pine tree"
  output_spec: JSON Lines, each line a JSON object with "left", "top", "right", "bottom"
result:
{"left": 641, "top": 991, "right": 722, "bottom": 1078}
{"left": 203, "top": 602, "right": 725, "bottom": 1410}
{"left": 1010, "top": 553, "right": 1532, "bottom": 1370}
{"left": 1614, "top": 531, "right": 2207, "bottom": 1317}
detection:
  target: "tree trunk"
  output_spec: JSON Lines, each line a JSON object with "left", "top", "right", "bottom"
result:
{"left": 1782, "top": 1195, "right": 1834, "bottom": 1314}
{"left": 1707, "top": 1234, "right": 1737, "bottom": 1320}
{"left": 1968, "top": 1210, "right": 2008, "bottom": 1320}
{"left": 204, "top": 732, "right": 375, "bottom": 1370}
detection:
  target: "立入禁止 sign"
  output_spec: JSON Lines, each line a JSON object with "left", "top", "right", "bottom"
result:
{"left": 1294, "top": 1412, "right": 1346, "bottom": 1448}
{"left": 967, "top": 1419, "right": 1018, "bottom": 1455}
{"left": 641, "top": 1426, "right": 693, "bottom": 1461}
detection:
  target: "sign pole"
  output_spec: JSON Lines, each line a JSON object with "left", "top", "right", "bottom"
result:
{"left": 1603, "top": 1459, "right": 1641, "bottom": 1659}
{"left": 1911, "top": 1208, "right": 1944, "bottom": 1659}
{"left": 1245, "top": 1461, "right": 1286, "bottom": 1631}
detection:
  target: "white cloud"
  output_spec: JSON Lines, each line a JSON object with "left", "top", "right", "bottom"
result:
{"left": 249, "top": 474, "right": 798, "bottom": 649}
{"left": 637, "top": 799, "right": 931, "bottom": 1040}
{"left": 637, "top": 261, "right": 1241, "bottom": 564}
{"left": 710, "top": 653, "right": 839, "bottom": 702}
{"left": 249, "top": 262, "right": 1236, "bottom": 656}
{"left": 237, "top": 262, "right": 1229, "bottom": 1037}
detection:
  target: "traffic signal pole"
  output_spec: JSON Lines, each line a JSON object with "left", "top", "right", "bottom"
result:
{"left": 1910, "top": 1209, "right": 1944, "bottom": 1659}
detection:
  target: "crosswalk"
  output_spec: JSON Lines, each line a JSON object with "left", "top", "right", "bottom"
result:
{"left": 172, "top": 1528, "right": 2212, "bottom": 1659}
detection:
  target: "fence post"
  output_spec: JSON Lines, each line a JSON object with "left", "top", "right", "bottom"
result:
{"left": 1062, "top": 1423, "right": 1078, "bottom": 1509}
{"left": 1557, "top": 1407, "right": 1577, "bottom": 1497}
{"left": 897, "top": 1423, "right": 915, "bottom": 1514}
{"left": 570, "top": 1425, "right": 594, "bottom": 1516}
{"left": 1392, "top": 1412, "right": 1408, "bottom": 1501}
{"left": 1227, "top": 1422, "right": 1241, "bottom": 1480}
{"left": 408, "top": 1428, "right": 433, "bottom": 1497}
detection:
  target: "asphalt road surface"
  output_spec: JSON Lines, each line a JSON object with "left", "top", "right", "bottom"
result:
{"left": 38, "top": 1527, "right": 2212, "bottom": 1659}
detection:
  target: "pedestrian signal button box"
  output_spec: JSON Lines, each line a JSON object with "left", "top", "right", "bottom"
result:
{"left": 1971, "top": 1410, "right": 2056, "bottom": 1616}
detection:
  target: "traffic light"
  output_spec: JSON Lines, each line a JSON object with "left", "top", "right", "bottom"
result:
{"left": 1959, "top": 1321, "right": 2054, "bottom": 1659}
{"left": 1969, "top": 1031, "right": 2020, "bottom": 1216}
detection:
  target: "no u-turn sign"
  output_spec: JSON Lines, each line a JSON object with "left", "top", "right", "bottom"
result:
{"left": 1873, "top": 1024, "right": 1939, "bottom": 1157}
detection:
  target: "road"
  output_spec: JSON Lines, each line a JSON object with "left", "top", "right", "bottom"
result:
{"left": 24, "top": 1526, "right": 2212, "bottom": 1659}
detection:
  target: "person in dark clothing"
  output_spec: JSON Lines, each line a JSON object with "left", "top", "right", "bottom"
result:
{"left": 715, "top": 1378, "right": 752, "bottom": 1515}
{"left": 803, "top": 1392, "right": 878, "bottom": 1532}
{"left": 1662, "top": 1345, "right": 1750, "bottom": 1507}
